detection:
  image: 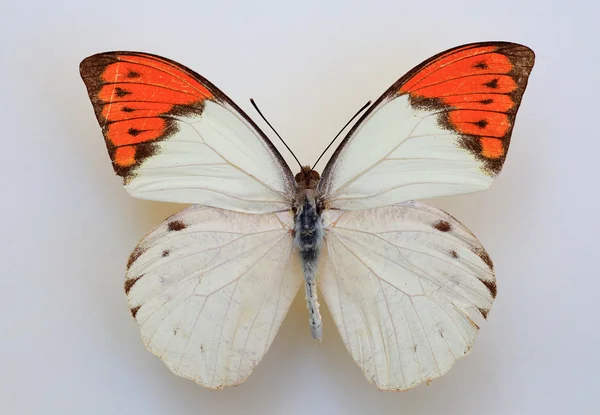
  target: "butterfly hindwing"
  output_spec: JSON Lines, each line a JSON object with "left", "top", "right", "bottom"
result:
{"left": 125, "top": 206, "right": 302, "bottom": 388}
{"left": 80, "top": 52, "right": 296, "bottom": 213}
{"left": 319, "top": 42, "right": 534, "bottom": 210}
{"left": 320, "top": 201, "right": 495, "bottom": 390}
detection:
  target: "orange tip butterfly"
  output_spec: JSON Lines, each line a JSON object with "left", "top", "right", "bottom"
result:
{"left": 80, "top": 42, "right": 534, "bottom": 390}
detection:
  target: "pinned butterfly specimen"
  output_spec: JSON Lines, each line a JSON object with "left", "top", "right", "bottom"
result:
{"left": 80, "top": 42, "right": 534, "bottom": 391}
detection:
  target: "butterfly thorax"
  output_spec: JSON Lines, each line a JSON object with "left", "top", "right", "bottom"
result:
{"left": 294, "top": 166, "right": 324, "bottom": 341}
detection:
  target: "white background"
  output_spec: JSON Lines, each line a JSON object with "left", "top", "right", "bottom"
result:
{"left": 1, "top": 0, "right": 598, "bottom": 414}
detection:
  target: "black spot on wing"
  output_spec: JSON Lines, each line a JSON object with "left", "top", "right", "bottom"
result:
{"left": 478, "top": 307, "right": 489, "bottom": 319}
{"left": 484, "top": 78, "right": 499, "bottom": 89}
{"left": 474, "top": 61, "right": 489, "bottom": 69}
{"left": 450, "top": 250, "right": 459, "bottom": 259}
{"left": 471, "top": 248, "right": 495, "bottom": 297}
{"left": 480, "top": 279, "right": 497, "bottom": 298}
{"left": 124, "top": 274, "right": 143, "bottom": 295}
{"left": 162, "top": 249, "right": 170, "bottom": 257}
{"left": 432, "top": 220, "right": 452, "bottom": 232}
{"left": 474, "top": 119, "right": 489, "bottom": 129}
{"left": 115, "top": 87, "right": 131, "bottom": 97}
{"left": 167, "top": 220, "right": 187, "bottom": 232}
{"left": 127, "top": 246, "right": 146, "bottom": 270}
{"left": 474, "top": 248, "right": 494, "bottom": 270}
{"left": 127, "top": 128, "right": 142, "bottom": 136}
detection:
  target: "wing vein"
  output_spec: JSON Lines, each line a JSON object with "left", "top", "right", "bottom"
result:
{"left": 327, "top": 114, "right": 433, "bottom": 198}
{"left": 185, "top": 119, "right": 292, "bottom": 199}
{"left": 378, "top": 278, "right": 406, "bottom": 388}
{"left": 329, "top": 238, "right": 379, "bottom": 383}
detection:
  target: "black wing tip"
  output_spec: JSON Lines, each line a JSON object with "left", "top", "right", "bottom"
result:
{"left": 449, "top": 40, "right": 534, "bottom": 52}
{"left": 433, "top": 41, "right": 535, "bottom": 68}
{"left": 79, "top": 52, "right": 118, "bottom": 75}
{"left": 79, "top": 51, "right": 164, "bottom": 77}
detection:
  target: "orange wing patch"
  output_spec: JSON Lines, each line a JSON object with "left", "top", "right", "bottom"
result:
{"left": 80, "top": 52, "right": 215, "bottom": 180}
{"left": 398, "top": 42, "right": 534, "bottom": 174}
{"left": 114, "top": 146, "right": 137, "bottom": 167}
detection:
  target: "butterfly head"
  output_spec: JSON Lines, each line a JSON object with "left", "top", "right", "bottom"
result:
{"left": 293, "top": 166, "right": 324, "bottom": 216}
{"left": 295, "top": 166, "right": 320, "bottom": 191}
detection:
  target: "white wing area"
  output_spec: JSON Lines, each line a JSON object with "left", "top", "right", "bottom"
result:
{"left": 127, "top": 100, "right": 295, "bottom": 213}
{"left": 125, "top": 206, "right": 302, "bottom": 388}
{"left": 321, "top": 95, "right": 491, "bottom": 210}
{"left": 319, "top": 201, "right": 496, "bottom": 391}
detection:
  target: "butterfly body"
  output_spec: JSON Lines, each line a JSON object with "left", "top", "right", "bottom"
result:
{"left": 80, "top": 43, "right": 534, "bottom": 390}
{"left": 293, "top": 167, "right": 325, "bottom": 341}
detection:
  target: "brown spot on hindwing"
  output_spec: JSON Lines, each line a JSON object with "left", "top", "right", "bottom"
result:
{"left": 473, "top": 247, "right": 494, "bottom": 270}
{"left": 127, "top": 246, "right": 147, "bottom": 270}
{"left": 480, "top": 279, "right": 497, "bottom": 298}
{"left": 433, "top": 220, "right": 452, "bottom": 232}
{"left": 478, "top": 307, "right": 490, "bottom": 319}
{"left": 450, "top": 250, "right": 459, "bottom": 259}
{"left": 167, "top": 220, "right": 187, "bottom": 232}
{"left": 130, "top": 305, "right": 141, "bottom": 319}
{"left": 124, "top": 274, "right": 143, "bottom": 295}
{"left": 161, "top": 249, "right": 170, "bottom": 257}
{"left": 471, "top": 247, "right": 496, "bottom": 297}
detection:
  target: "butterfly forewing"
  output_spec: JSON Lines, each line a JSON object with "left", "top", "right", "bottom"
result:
{"left": 80, "top": 52, "right": 296, "bottom": 213}
{"left": 318, "top": 42, "right": 534, "bottom": 210}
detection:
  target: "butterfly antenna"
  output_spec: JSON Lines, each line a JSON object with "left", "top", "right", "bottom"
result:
{"left": 250, "top": 98, "right": 302, "bottom": 170}
{"left": 311, "top": 100, "right": 372, "bottom": 170}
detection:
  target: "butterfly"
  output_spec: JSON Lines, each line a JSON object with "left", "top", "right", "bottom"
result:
{"left": 80, "top": 42, "right": 534, "bottom": 391}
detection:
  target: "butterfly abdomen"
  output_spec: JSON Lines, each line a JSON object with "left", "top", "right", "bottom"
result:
{"left": 294, "top": 191, "right": 324, "bottom": 342}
